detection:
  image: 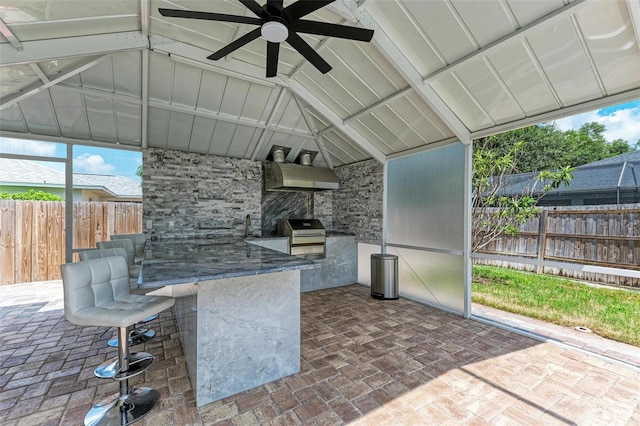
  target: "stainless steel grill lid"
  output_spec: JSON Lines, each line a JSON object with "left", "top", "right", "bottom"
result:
{"left": 281, "top": 219, "right": 326, "bottom": 259}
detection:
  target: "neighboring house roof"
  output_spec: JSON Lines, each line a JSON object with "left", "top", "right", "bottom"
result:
{"left": 0, "top": 158, "right": 141, "bottom": 199}
{"left": 500, "top": 151, "right": 640, "bottom": 197}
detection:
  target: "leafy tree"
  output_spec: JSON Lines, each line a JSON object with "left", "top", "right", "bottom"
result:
{"left": 475, "top": 122, "right": 634, "bottom": 173}
{"left": 0, "top": 189, "right": 63, "bottom": 201}
{"left": 472, "top": 140, "right": 573, "bottom": 251}
{"left": 136, "top": 164, "right": 143, "bottom": 179}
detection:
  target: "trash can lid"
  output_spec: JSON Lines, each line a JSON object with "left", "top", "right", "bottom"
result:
{"left": 371, "top": 253, "right": 398, "bottom": 260}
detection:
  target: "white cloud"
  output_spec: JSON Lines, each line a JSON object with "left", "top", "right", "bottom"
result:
{"left": 0, "top": 137, "right": 58, "bottom": 156}
{"left": 74, "top": 153, "right": 115, "bottom": 174}
{"left": 553, "top": 105, "right": 640, "bottom": 145}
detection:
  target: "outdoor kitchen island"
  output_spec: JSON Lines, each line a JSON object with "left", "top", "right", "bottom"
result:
{"left": 137, "top": 237, "right": 318, "bottom": 407}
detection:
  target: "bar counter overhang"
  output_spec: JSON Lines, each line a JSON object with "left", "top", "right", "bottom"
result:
{"left": 139, "top": 237, "right": 318, "bottom": 406}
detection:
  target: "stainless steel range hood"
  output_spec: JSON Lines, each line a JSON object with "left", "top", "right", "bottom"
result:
{"left": 264, "top": 146, "right": 339, "bottom": 192}
{"left": 264, "top": 161, "right": 339, "bottom": 191}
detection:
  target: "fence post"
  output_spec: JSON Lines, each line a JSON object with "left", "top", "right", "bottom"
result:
{"left": 536, "top": 210, "right": 548, "bottom": 274}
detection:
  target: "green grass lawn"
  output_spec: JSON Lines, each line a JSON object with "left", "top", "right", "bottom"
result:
{"left": 472, "top": 265, "right": 640, "bottom": 347}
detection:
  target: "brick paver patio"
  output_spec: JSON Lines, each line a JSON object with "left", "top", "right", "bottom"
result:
{"left": 1, "top": 283, "right": 639, "bottom": 425}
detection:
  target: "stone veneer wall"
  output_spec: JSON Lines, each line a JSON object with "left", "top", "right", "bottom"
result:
{"left": 331, "top": 159, "right": 384, "bottom": 244}
{"left": 313, "top": 192, "right": 333, "bottom": 232}
{"left": 143, "top": 148, "right": 262, "bottom": 239}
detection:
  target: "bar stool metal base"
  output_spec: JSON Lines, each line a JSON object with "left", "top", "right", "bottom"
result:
{"left": 84, "top": 386, "right": 159, "bottom": 426}
{"left": 94, "top": 352, "right": 155, "bottom": 380}
{"left": 107, "top": 328, "right": 155, "bottom": 348}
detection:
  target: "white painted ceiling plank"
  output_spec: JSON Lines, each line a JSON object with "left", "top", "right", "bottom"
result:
{"left": 0, "top": 32, "right": 148, "bottom": 66}
{"left": 288, "top": 80, "right": 386, "bottom": 163}
{"left": 0, "top": 56, "right": 110, "bottom": 111}
{"left": 423, "top": 0, "right": 589, "bottom": 83}
{"left": 346, "top": 4, "right": 470, "bottom": 143}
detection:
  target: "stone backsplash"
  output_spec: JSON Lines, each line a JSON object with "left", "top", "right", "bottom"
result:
{"left": 331, "top": 159, "right": 383, "bottom": 244}
{"left": 142, "top": 148, "right": 262, "bottom": 239}
{"left": 261, "top": 190, "right": 313, "bottom": 236}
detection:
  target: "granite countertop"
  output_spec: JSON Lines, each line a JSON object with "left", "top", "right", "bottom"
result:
{"left": 138, "top": 237, "right": 317, "bottom": 288}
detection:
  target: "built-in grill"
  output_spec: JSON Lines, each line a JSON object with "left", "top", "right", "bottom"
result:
{"left": 280, "top": 219, "right": 326, "bottom": 260}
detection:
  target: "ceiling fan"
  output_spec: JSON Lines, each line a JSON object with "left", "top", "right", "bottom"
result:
{"left": 159, "top": 0, "right": 374, "bottom": 78}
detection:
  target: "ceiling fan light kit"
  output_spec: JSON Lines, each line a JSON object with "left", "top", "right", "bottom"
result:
{"left": 261, "top": 21, "right": 288, "bottom": 43}
{"left": 159, "top": 0, "right": 374, "bottom": 78}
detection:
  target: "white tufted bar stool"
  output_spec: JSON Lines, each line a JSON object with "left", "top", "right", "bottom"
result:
{"left": 110, "top": 234, "right": 146, "bottom": 265}
{"left": 79, "top": 248, "right": 157, "bottom": 352}
{"left": 61, "top": 256, "right": 174, "bottom": 425}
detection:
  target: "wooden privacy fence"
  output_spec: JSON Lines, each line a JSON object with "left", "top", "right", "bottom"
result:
{"left": 475, "top": 204, "right": 640, "bottom": 288}
{"left": 0, "top": 200, "right": 142, "bottom": 285}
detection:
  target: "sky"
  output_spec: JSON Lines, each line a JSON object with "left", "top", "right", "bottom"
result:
{"left": 0, "top": 138, "right": 142, "bottom": 182}
{"left": 0, "top": 100, "right": 638, "bottom": 179}
{"left": 550, "top": 100, "right": 640, "bottom": 146}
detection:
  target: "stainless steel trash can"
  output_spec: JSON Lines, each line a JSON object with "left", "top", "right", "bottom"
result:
{"left": 371, "top": 254, "right": 399, "bottom": 300}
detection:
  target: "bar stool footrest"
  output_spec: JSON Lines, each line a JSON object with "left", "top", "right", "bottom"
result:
{"left": 94, "top": 352, "right": 155, "bottom": 380}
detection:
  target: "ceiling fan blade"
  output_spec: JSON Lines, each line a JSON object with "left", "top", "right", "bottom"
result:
{"left": 159, "top": 8, "right": 262, "bottom": 25}
{"left": 266, "top": 41, "right": 280, "bottom": 77}
{"left": 267, "top": 0, "right": 284, "bottom": 12}
{"left": 287, "top": 33, "right": 332, "bottom": 74}
{"left": 207, "top": 28, "right": 262, "bottom": 60}
{"left": 295, "top": 20, "right": 374, "bottom": 42}
{"left": 239, "top": 0, "right": 266, "bottom": 18}
{"left": 284, "top": 0, "right": 335, "bottom": 20}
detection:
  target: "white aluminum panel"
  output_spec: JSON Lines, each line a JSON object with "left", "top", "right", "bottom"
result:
{"left": 487, "top": 40, "right": 559, "bottom": 116}
{"left": 149, "top": 53, "right": 175, "bottom": 103}
{"left": 79, "top": 58, "right": 114, "bottom": 92}
{"left": 294, "top": 71, "right": 362, "bottom": 118}
{"left": 2, "top": 0, "right": 140, "bottom": 42}
{"left": 321, "top": 43, "right": 392, "bottom": 109}
{"left": 0, "top": 105, "right": 28, "bottom": 133}
{"left": 112, "top": 51, "right": 142, "bottom": 97}
{"left": 322, "top": 131, "right": 371, "bottom": 165}
{"left": 506, "top": 0, "right": 567, "bottom": 27}
{"left": 455, "top": 58, "right": 525, "bottom": 124}
{"left": 348, "top": 119, "right": 395, "bottom": 155}
{"left": 577, "top": 2, "right": 640, "bottom": 95}
{"left": 114, "top": 101, "right": 141, "bottom": 143}
{"left": 219, "top": 78, "right": 251, "bottom": 117}
{"left": 451, "top": 0, "right": 516, "bottom": 48}
{"left": 388, "top": 93, "right": 454, "bottom": 141}
{"left": 240, "top": 84, "right": 272, "bottom": 122}
{"left": 274, "top": 95, "right": 306, "bottom": 133}
{"left": 171, "top": 62, "right": 202, "bottom": 108}
{"left": 402, "top": 0, "right": 477, "bottom": 64}
{"left": 40, "top": 57, "right": 96, "bottom": 79}
{"left": 527, "top": 18, "right": 602, "bottom": 106}
{"left": 428, "top": 75, "right": 493, "bottom": 131}
{"left": 17, "top": 91, "right": 60, "bottom": 136}
{"left": 84, "top": 96, "right": 116, "bottom": 141}
{"left": 356, "top": 113, "right": 419, "bottom": 152}
{"left": 166, "top": 111, "right": 193, "bottom": 151}
{"left": 188, "top": 116, "right": 215, "bottom": 154}
{"left": 209, "top": 121, "right": 236, "bottom": 156}
{"left": 0, "top": 65, "right": 39, "bottom": 97}
{"left": 49, "top": 86, "right": 91, "bottom": 139}
{"left": 148, "top": 107, "right": 170, "bottom": 148}
{"left": 226, "top": 125, "right": 260, "bottom": 159}
{"left": 367, "top": 1, "right": 446, "bottom": 75}
{"left": 196, "top": 71, "right": 229, "bottom": 113}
